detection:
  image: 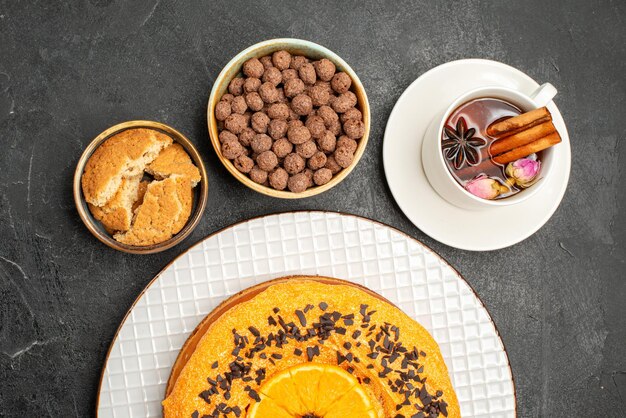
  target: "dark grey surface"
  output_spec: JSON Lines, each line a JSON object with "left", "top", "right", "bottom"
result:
{"left": 0, "top": 0, "right": 624, "bottom": 416}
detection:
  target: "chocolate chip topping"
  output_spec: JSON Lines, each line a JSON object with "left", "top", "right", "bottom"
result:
{"left": 194, "top": 300, "right": 449, "bottom": 417}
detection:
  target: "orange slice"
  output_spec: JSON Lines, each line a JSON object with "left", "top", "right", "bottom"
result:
{"left": 289, "top": 363, "right": 325, "bottom": 411}
{"left": 247, "top": 394, "right": 292, "bottom": 418}
{"left": 257, "top": 364, "right": 308, "bottom": 415}
{"left": 314, "top": 364, "right": 357, "bottom": 414}
{"left": 249, "top": 363, "right": 376, "bottom": 418}
{"left": 324, "top": 387, "right": 376, "bottom": 418}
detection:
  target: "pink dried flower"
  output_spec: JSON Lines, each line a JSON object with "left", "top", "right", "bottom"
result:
{"left": 505, "top": 157, "right": 541, "bottom": 188}
{"left": 465, "top": 175, "right": 509, "bottom": 200}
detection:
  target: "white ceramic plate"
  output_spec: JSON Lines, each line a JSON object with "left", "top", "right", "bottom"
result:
{"left": 383, "top": 59, "right": 571, "bottom": 251}
{"left": 97, "top": 212, "right": 516, "bottom": 417}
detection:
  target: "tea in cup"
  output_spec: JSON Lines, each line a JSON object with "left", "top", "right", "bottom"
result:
{"left": 422, "top": 84, "right": 561, "bottom": 209}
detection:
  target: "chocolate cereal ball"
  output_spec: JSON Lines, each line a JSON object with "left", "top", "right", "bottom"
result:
{"left": 305, "top": 115, "right": 325, "bottom": 139}
{"left": 249, "top": 165, "right": 268, "bottom": 184}
{"left": 258, "top": 82, "right": 279, "bottom": 103}
{"left": 337, "top": 135, "right": 358, "bottom": 153}
{"left": 313, "top": 167, "right": 333, "bottom": 185}
{"left": 231, "top": 95, "right": 248, "bottom": 114}
{"left": 276, "top": 87, "right": 287, "bottom": 103}
{"left": 288, "top": 108, "right": 300, "bottom": 121}
{"left": 317, "top": 105, "right": 339, "bottom": 127}
{"left": 242, "top": 111, "right": 252, "bottom": 126}
{"left": 314, "top": 58, "right": 336, "bottom": 81}
{"left": 234, "top": 155, "right": 254, "bottom": 173}
{"left": 314, "top": 80, "right": 333, "bottom": 95}
{"left": 288, "top": 119, "right": 304, "bottom": 129}
{"left": 238, "top": 127, "right": 255, "bottom": 147}
{"left": 299, "top": 63, "right": 317, "bottom": 85}
{"left": 256, "top": 150, "right": 278, "bottom": 171}
{"left": 250, "top": 133, "right": 272, "bottom": 153}
{"left": 291, "top": 94, "right": 313, "bottom": 116}
{"left": 224, "top": 113, "right": 248, "bottom": 134}
{"left": 307, "top": 150, "right": 327, "bottom": 170}
{"left": 243, "top": 58, "right": 264, "bottom": 78}
{"left": 334, "top": 146, "right": 354, "bottom": 168}
{"left": 331, "top": 72, "right": 352, "bottom": 94}
{"left": 303, "top": 168, "right": 314, "bottom": 187}
{"left": 296, "top": 140, "right": 317, "bottom": 159}
{"left": 284, "top": 78, "right": 305, "bottom": 98}
{"left": 243, "top": 77, "right": 260, "bottom": 93}
{"left": 221, "top": 138, "right": 245, "bottom": 159}
{"left": 284, "top": 153, "right": 305, "bottom": 174}
{"left": 282, "top": 68, "right": 298, "bottom": 83}
{"left": 325, "top": 155, "right": 342, "bottom": 174}
{"left": 288, "top": 173, "right": 308, "bottom": 193}
{"left": 262, "top": 67, "right": 282, "bottom": 86}
{"left": 272, "top": 50, "right": 292, "bottom": 70}
{"left": 341, "top": 107, "right": 362, "bottom": 122}
{"left": 287, "top": 125, "right": 311, "bottom": 145}
{"left": 215, "top": 101, "right": 231, "bottom": 121}
{"left": 245, "top": 92, "right": 264, "bottom": 112}
{"left": 269, "top": 167, "right": 288, "bottom": 190}
{"left": 331, "top": 91, "right": 358, "bottom": 113}
{"left": 221, "top": 93, "right": 235, "bottom": 103}
{"left": 228, "top": 77, "right": 245, "bottom": 95}
{"left": 307, "top": 84, "right": 331, "bottom": 107}
{"left": 343, "top": 118, "right": 365, "bottom": 139}
{"left": 268, "top": 119, "right": 288, "bottom": 140}
{"left": 290, "top": 55, "right": 309, "bottom": 70}
{"left": 272, "top": 137, "right": 293, "bottom": 158}
{"left": 251, "top": 112, "right": 270, "bottom": 133}
{"left": 260, "top": 55, "right": 273, "bottom": 69}
{"left": 317, "top": 130, "right": 337, "bottom": 153}
{"left": 267, "top": 103, "right": 290, "bottom": 120}
{"left": 219, "top": 130, "right": 238, "bottom": 144}
{"left": 327, "top": 118, "right": 342, "bottom": 136}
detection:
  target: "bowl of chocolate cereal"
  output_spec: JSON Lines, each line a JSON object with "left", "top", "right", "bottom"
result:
{"left": 208, "top": 38, "right": 370, "bottom": 198}
{"left": 73, "top": 121, "right": 208, "bottom": 254}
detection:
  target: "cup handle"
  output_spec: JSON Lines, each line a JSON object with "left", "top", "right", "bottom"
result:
{"left": 530, "top": 82, "right": 557, "bottom": 107}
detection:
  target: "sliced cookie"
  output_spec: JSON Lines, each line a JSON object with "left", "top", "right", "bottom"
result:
{"left": 114, "top": 176, "right": 192, "bottom": 246}
{"left": 82, "top": 128, "right": 172, "bottom": 206}
{"left": 88, "top": 174, "right": 142, "bottom": 233}
{"left": 146, "top": 143, "right": 201, "bottom": 186}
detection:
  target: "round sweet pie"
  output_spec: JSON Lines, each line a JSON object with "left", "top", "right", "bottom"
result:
{"left": 163, "top": 276, "right": 460, "bottom": 418}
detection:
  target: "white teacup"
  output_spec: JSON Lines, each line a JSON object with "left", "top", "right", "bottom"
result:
{"left": 422, "top": 83, "right": 558, "bottom": 210}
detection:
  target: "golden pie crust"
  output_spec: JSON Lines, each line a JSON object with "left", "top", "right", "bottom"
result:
{"left": 163, "top": 276, "right": 460, "bottom": 418}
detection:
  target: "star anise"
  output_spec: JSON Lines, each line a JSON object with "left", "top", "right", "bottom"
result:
{"left": 442, "top": 117, "right": 486, "bottom": 169}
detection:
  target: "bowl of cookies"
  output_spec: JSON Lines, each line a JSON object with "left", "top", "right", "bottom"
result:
{"left": 73, "top": 121, "right": 208, "bottom": 254}
{"left": 208, "top": 38, "right": 370, "bottom": 198}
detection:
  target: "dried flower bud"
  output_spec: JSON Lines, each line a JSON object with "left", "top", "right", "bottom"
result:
{"left": 465, "top": 175, "right": 508, "bottom": 200}
{"left": 505, "top": 157, "right": 541, "bottom": 188}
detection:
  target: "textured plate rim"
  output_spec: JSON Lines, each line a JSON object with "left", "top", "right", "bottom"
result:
{"left": 95, "top": 210, "right": 517, "bottom": 417}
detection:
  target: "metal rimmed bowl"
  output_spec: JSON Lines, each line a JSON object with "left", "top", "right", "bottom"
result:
{"left": 207, "top": 38, "right": 370, "bottom": 199}
{"left": 73, "top": 120, "right": 209, "bottom": 254}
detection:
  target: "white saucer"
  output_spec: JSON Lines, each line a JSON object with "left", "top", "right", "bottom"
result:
{"left": 383, "top": 59, "right": 571, "bottom": 251}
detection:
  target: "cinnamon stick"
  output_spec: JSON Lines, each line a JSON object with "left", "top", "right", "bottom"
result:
{"left": 487, "top": 107, "right": 552, "bottom": 138}
{"left": 492, "top": 132, "right": 561, "bottom": 165}
{"left": 489, "top": 121, "right": 557, "bottom": 156}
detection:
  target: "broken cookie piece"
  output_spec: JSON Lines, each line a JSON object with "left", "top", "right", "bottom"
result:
{"left": 146, "top": 143, "right": 201, "bottom": 186}
{"left": 82, "top": 128, "right": 172, "bottom": 207}
{"left": 114, "top": 176, "right": 192, "bottom": 246}
{"left": 88, "top": 174, "right": 143, "bottom": 233}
